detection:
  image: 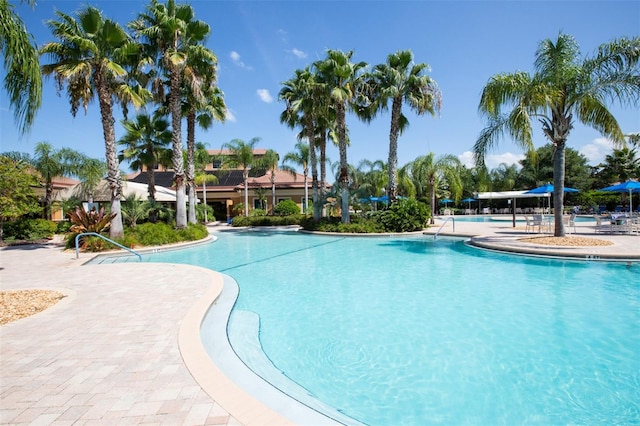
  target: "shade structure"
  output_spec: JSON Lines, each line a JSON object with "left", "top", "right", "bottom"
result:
{"left": 598, "top": 180, "right": 640, "bottom": 214}
{"left": 56, "top": 179, "right": 178, "bottom": 203}
{"left": 440, "top": 198, "right": 454, "bottom": 207}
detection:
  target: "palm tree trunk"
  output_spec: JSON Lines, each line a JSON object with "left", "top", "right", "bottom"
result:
{"left": 303, "top": 171, "right": 308, "bottom": 214}
{"left": 146, "top": 167, "right": 156, "bottom": 201}
{"left": 553, "top": 141, "right": 566, "bottom": 237}
{"left": 388, "top": 97, "right": 402, "bottom": 200}
{"left": 306, "top": 120, "right": 320, "bottom": 221}
{"left": 187, "top": 111, "right": 197, "bottom": 224}
{"left": 429, "top": 176, "right": 436, "bottom": 225}
{"left": 243, "top": 169, "right": 249, "bottom": 216}
{"left": 336, "top": 103, "right": 350, "bottom": 223}
{"left": 170, "top": 63, "right": 187, "bottom": 229}
{"left": 203, "top": 180, "right": 208, "bottom": 222}
{"left": 96, "top": 72, "right": 124, "bottom": 238}
{"left": 44, "top": 180, "right": 53, "bottom": 220}
{"left": 319, "top": 131, "right": 328, "bottom": 218}
{"left": 271, "top": 173, "right": 276, "bottom": 214}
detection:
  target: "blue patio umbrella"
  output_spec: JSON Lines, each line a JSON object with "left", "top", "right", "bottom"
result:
{"left": 440, "top": 198, "right": 454, "bottom": 207}
{"left": 525, "top": 183, "right": 579, "bottom": 194}
{"left": 598, "top": 180, "right": 640, "bottom": 214}
{"left": 526, "top": 183, "right": 579, "bottom": 212}
{"left": 461, "top": 197, "right": 477, "bottom": 210}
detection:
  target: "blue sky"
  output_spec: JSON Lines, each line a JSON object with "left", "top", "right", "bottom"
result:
{"left": 1, "top": 0, "right": 639, "bottom": 178}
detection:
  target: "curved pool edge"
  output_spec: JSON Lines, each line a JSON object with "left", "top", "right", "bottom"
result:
{"left": 178, "top": 268, "right": 343, "bottom": 426}
{"left": 177, "top": 268, "right": 296, "bottom": 425}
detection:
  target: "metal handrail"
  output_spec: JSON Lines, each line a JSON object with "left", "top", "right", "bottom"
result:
{"left": 434, "top": 216, "right": 455, "bottom": 240}
{"left": 75, "top": 232, "right": 142, "bottom": 262}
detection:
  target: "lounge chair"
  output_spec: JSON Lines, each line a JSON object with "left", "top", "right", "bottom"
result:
{"left": 562, "top": 214, "right": 577, "bottom": 234}
{"left": 594, "top": 215, "right": 613, "bottom": 233}
{"left": 525, "top": 215, "right": 543, "bottom": 233}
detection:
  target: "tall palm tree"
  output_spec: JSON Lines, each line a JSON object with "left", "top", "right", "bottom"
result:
{"left": 475, "top": 33, "right": 640, "bottom": 236}
{"left": 1, "top": 0, "right": 42, "bottom": 134}
{"left": 41, "top": 6, "right": 147, "bottom": 238}
{"left": 130, "top": 0, "right": 211, "bottom": 229}
{"left": 280, "top": 67, "right": 323, "bottom": 220}
{"left": 260, "top": 149, "right": 279, "bottom": 213}
{"left": 282, "top": 141, "right": 309, "bottom": 213}
{"left": 403, "top": 153, "right": 462, "bottom": 224}
{"left": 185, "top": 84, "right": 226, "bottom": 224}
{"left": 368, "top": 50, "right": 442, "bottom": 201}
{"left": 193, "top": 142, "right": 217, "bottom": 222}
{"left": 118, "top": 112, "right": 172, "bottom": 201}
{"left": 220, "top": 137, "right": 260, "bottom": 217}
{"left": 314, "top": 49, "right": 368, "bottom": 223}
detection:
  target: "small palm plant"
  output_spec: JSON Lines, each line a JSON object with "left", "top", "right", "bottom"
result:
{"left": 67, "top": 206, "right": 116, "bottom": 250}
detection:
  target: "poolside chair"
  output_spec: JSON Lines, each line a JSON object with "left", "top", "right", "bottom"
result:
{"left": 526, "top": 215, "right": 543, "bottom": 233}
{"left": 562, "top": 214, "right": 577, "bottom": 234}
{"left": 594, "top": 215, "right": 613, "bottom": 234}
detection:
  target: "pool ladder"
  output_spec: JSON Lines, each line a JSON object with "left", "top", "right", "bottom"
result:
{"left": 433, "top": 216, "right": 455, "bottom": 240}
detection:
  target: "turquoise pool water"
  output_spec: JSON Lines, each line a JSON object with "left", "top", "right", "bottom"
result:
{"left": 115, "top": 232, "right": 639, "bottom": 424}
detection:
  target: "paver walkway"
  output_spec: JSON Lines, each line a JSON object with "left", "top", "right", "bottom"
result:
{"left": 1, "top": 240, "right": 240, "bottom": 425}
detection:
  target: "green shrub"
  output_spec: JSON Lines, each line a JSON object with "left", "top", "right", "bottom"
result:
{"left": 2, "top": 218, "right": 57, "bottom": 241}
{"left": 127, "top": 222, "right": 208, "bottom": 247}
{"left": 56, "top": 220, "right": 72, "bottom": 234}
{"left": 377, "top": 198, "right": 429, "bottom": 232}
{"left": 176, "top": 223, "right": 209, "bottom": 241}
{"left": 129, "top": 222, "right": 178, "bottom": 246}
{"left": 273, "top": 199, "right": 300, "bottom": 216}
{"left": 250, "top": 208, "right": 266, "bottom": 217}
{"left": 196, "top": 204, "right": 214, "bottom": 223}
{"left": 232, "top": 214, "right": 304, "bottom": 227}
{"left": 300, "top": 216, "right": 385, "bottom": 233}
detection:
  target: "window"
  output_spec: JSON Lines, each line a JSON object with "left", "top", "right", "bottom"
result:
{"left": 212, "top": 159, "right": 222, "bottom": 169}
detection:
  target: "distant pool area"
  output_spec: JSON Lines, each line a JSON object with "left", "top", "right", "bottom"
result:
{"left": 449, "top": 215, "right": 596, "bottom": 223}
{"left": 128, "top": 231, "right": 639, "bottom": 425}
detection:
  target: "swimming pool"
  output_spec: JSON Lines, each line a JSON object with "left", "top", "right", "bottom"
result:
{"left": 112, "top": 232, "right": 639, "bottom": 424}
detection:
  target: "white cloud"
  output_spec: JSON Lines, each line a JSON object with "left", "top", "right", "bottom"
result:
{"left": 225, "top": 109, "right": 237, "bottom": 123}
{"left": 579, "top": 137, "right": 613, "bottom": 165}
{"left": 459, "top": 151, "right": 475, "bottom": 168}
{"left": 230, "top": 51, "right": 251, "bottom": 69}
{"left": 257, "top": 89, "right": 273, "bottom": 103}
{"left": 459, "top": 151, "right": 523, "bottom": 170}
{"left": 291, "top": 48, "right": 307, "bottom": 59}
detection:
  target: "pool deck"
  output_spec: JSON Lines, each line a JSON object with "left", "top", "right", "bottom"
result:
{"left": 1, "top": 219, "right": 638, "bottom": 426}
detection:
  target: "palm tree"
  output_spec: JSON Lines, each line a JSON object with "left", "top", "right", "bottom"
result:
{"left": 220, "top": 137, "right": 261, "bottom": 217}
{"left": 260, "top": 149, "right": 279, "bottom": 213}
{"left": 314, "top": 49, "right": 368, "bottom": 223}
{"left": 193, "top": 142, "right": 217, "bottom": 222}
{"left": 118, "top": 112, "right": 172, "bottom": 201}
{"left": 41, "top": 6, "right": 147, "bottom": 238}
{"left": 367, "top": 50, "right": 442, "bottom": 201}
{"left": 130, "top": 0, "right": 211, "bottom": 229}
{"left": 185, "top": 85, "right": 226, "bottom": 224}
{"left": 1, "top": 0, "right": 42, "bottom": 134}
{"left": 30, "top": 142, "right": 86, "bottom": 220}
{"left": 282, "top": 141, "right": 309, "bottom": 213}
{"left": 403, "top": 153, "right": 462, "bottom": 224}
{"left": 280, "top": 67, "right": 322, "bottom": 220}
{"left": 475, "top": 33, "right": 640, "bottom": 236}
